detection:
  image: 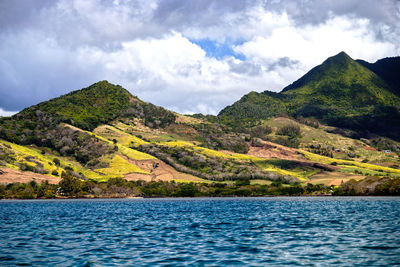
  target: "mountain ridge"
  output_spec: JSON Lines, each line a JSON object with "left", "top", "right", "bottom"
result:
{"left": 1, "top": 52, "right": 400, "bottom": 197}
{"left": 356, "top": 56, "right": 400, "bottom": 97}
{"left": 218, "top": 51, "right": 400, "bottom": 139}
{"left": 281, "top": 51, "right": 353, "bottom": 93}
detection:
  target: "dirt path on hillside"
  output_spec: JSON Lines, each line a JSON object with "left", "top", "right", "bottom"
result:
{"left": 0, "top": 168, "right": 61, "bottom": 184}
{"left": 248, "top": 140, "right": 303, "bottom": 160}
{"left": 310, "top": 171, "right": 364, "bottom": 186}
{"left": 121, "top": 157, "right": 203, "bottom": 182}
{"left": 247, "top": 140, "right": 341, "bottom": 174}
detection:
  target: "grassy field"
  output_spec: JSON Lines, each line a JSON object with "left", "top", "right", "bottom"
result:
{"left": 250, "top": 179, "right": 273, "bottom": 185}
{"left": 2, "top": 116, "right": 400, "bottom": 186}
{"left": 0, "top": 139, "right": 108, "bottom": 180}
{"left": 117, "top": 145, "right": 156, "bottom": 160}
{"left": 95, "top": 155, "right": 150, "bottom": 178}
{"left": 265, "top": 117, "right": 399, "bottom": 164}
{"left": 301, "top": 150, "right": 400, "bottom": 176}
{"left": 94, "top": 125, "right": 149, "bottom": 147}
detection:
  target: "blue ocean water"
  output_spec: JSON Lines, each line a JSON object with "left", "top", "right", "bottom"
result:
{"left": 0, "top": 197, "right": 400, "bottom": 266}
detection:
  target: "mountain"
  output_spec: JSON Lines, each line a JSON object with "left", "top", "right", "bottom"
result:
{"left": 356, "top": 56, "right": 400, "bottom": 97}
{"left": 0, "top": 81, "right": 177, "bottom": 169}
{"left": 219, "top": 52, "right": 400, "bottom": 139}
{"left": 216, "top": 91, "right": 287, "bottom": 122}
{"left": 1, "top": 81, "right": 271, "bottom": 185}
{"left": 1, "top": 57, "right": 400, "bottom": 197}
{"left": 5, "top": 80, "right": 176, "bottom": 131}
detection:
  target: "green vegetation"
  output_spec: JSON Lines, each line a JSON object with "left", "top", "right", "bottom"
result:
{"left": 21, "top": 81, "right": 136, "bottom": 131}
{"left": 217, "top": 52, "right": 400, "bottom": 140}
{"left": 136, "top": 142, "right": 296, "bottom": 183}
{"left": 0, "top": 81, "right": 176, "bottom": 132}
{"left": 1, "top": 52, "right": 400, "bottom": 197}
{"left": 217, "top": 91, "right": 288, "bottom": 129}
{"left": 95, "top": 155, "right": 150, "bottom": 177}
{"left": 274, "top": 124, "right": 302, "bottom": 148}
{"left": 357, "top": 56, "right": 400, "bottom": 97}
{"left": 2, "top": 174, "right": 399, "bottom": 199}
{"left": 0, "top": 81, "right": 176, "bottom": 158}
{"left": 333, "top": 176, "right": 400, "bottom": 195}
{"left": 0, "top": 178, "right": 332, "bottom": 199}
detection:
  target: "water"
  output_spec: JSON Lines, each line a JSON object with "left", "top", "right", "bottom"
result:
{"left": 1, "top": 197, "right": 400, "bottom": 266}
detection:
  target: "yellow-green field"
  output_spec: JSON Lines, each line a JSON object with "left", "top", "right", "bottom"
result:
{"left": 95, "top": 155, "right": 150, "bottom": 178}
{"left": 301, "top": 150, "right": 400, "bottom": 177}
{"left": 2, "top": 117, "right": 400, "bottom": 187}
{"left": 94, "top": 125, "right": 149, "bottom": 147}
{"left": 265, "top": 117, "right": 399, "bottom": 164}
{"left": 0, "top": 139, "right": 106, "bottom": 180}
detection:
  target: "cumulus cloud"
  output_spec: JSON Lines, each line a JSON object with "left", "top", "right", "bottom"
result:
{"left": 75, "top": 33, "right": 286, "bottom": 114}
{"left": 0, "top": 0, "right": 399, "bottom": 115}
{"left": 234, "top": 15, "right": 397, "bottom": 70}
{"left": 0, "top": 108, "right": 17, "bottom": 117}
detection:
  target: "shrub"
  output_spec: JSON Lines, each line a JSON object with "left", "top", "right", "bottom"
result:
{"left": 274, "top": 136, "right": 300, "bottom": 148}
{"left": 276, "top": 124, "right": 301, "bottom": 138}
{"left": 235, "top": 179, "right": 250, "bottom": 186}
{"left": 59, "top": 175, "right": 82, "bottom": 196}
{"left": 296, "top": 116, "right": 319, "bottom": 128}
{"left": 249, "top": 125, "right": 272, "bottom": 139}
{"left": 64, "top": 166, "right": 73, "bottom": 171}
{"left": 173, "top": 183, "right": 198, "bottom": 197}
{"left": 53, "top": 158, "right": 60, "bottom": 166}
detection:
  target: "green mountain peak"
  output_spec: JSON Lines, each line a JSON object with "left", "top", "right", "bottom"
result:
{"left": 281, "top": 51, "right": 358, "bottom": 93}
{"left": 218, "top": 52, "right": 400, "bottom": 139}
{"left": 15, "top": 81, "right": 137, "bottom": 130}
{"left": 3, "top": 81, "right": 176, "bottom": 134}
{"left": 331, "top": 50, "right": 351, "bottom": 60}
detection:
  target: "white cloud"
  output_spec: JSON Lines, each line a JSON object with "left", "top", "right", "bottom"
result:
{"left": 79, "top": 32, "right": 293, "bottom": 114}
{"left": 0, "top": 108, "right": 17, "bottom": 117}
{"left": 0, "top": 0, "right": 399, "bottom": 115}
{"left": 234, "top": 15, "right": 397, "bottom": 71}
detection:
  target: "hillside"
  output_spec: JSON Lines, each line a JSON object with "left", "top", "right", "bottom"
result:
{"left": 1, "top": 57, "right": 400, "bottom": 196}
{"left": 0, "top": 80, "right": 176, "bottom": 132}
{"left": 1, "top": 81, "right": 296, "bottom": 185}
{"left": 218, "top": 52, "right": 400, "bottom": 139}
{"left": 357, "top": 56, "right": 400, "bottom": 97}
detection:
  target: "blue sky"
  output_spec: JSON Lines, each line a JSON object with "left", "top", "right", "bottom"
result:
{"left": 192, "top": 39, "right": 246, "bottom": 61}
{"left": 0, "top": 0, "right": 399, "bottom": 116}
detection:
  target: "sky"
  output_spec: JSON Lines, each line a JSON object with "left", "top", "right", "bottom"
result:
{"left": 0, "top": 0, "right": 399, "bottom": 116}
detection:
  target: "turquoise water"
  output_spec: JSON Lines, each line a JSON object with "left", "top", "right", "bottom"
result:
{"left": 1, "top": 197, "right": 400, "bottom": 266}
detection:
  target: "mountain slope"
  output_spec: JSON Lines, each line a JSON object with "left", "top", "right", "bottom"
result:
{"left": 1, "top": 68, "right": 400, "bottom": 190}
{"left": 4, "top": 80, "right": 176, "bottom": 131}
{"left": 218, "top": 52, "right": 400, "bottom": 139}
{"left": 281, "top": 52, "right": 397, "bottom": 107}
{"left": 21, "top": 80, "right": 138, "bottom": 130}
{"left": 0, "top": 81, "right": 176, "bottom": 144}
{"left": 0, "top": 81, "right": 177, "bottom": 171}
{"left": 356, "top": 56, "right": 400, "bottom": 97}
{"left": 1, "top": 81, "right": 287, "bottom": 184}
{"left": 218, "top": 91, "right": 287, "bottom": 123}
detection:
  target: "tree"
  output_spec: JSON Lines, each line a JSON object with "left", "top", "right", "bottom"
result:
{"left": 59, "top": 173, "right": 82, "bottom": 196}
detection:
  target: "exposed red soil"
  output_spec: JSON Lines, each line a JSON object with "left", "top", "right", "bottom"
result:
{"left": 310, "top": 171, "right": 364, "bottom": 186}
{"left": 247, "top": 140, "right": 340, "bottom": 172}
{"left": 0, "top": 168, "right": 61, "bottom": 184}
{"left": 121, "top": 156, "right": 203, "bottom": 182}
{"left": 363, "top": 145, "right": 377, "bottom": 151}
{"left": 248, "top": 140, "right": 304, "bottom": 161}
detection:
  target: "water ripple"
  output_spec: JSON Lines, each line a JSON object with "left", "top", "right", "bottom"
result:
{"left": 1, "top": 197, "right": 400, "bottom": 266}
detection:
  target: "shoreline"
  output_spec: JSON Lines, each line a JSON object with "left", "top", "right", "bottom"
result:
{"left": 2, "top": 195, "right": 400, "bottom": 201}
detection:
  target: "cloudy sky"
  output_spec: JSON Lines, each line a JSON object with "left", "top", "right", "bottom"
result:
{"left": 1, "top": 0, "right": 399, "bottom": 116}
